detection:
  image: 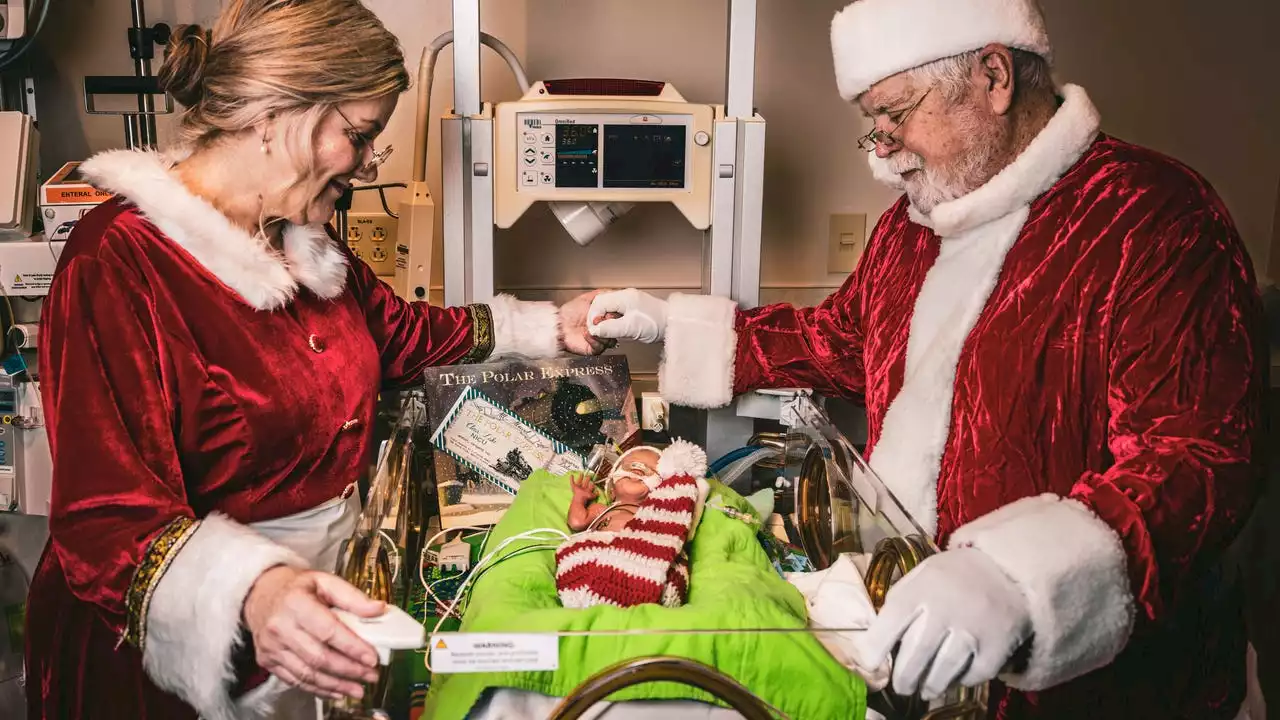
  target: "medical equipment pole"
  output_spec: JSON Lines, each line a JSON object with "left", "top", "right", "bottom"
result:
{"left": 701, "top": 0, "right": 766, "bottom": 461}
{"left": 440, "top": 2, "right": 768, "bottom": 460}
{"left": 442, "top": 0, "right": 494, "bottom": 307}
{"left": 128, "top": 0, "right": 158, "bottom": 148}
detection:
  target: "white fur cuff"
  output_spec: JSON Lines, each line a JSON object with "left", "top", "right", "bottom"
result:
{"left": 949, "top": 494, "right": 1135, "bottom": 691}
{"left": 489, "top": 294, "right": 561, "bottom": 360}
{"left": 658, "top": 293, "right": 739, "bottom": 409}
{"left": 830, "top": 0, "right": 1051, "bottom": 101}
{"left": 142, "top": 514, "right": 309, "bottom": 720}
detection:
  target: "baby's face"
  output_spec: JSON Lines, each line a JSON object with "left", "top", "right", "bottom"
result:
{"left": 609, "top": 448, "right": 660, "bottom": 503}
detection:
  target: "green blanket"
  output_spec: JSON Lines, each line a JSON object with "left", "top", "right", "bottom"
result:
{"left": 425, "top": 470, "right": 866, "bottom": 719}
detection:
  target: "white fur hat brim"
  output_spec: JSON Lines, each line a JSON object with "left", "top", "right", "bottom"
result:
{"left": 831, "top": 0, "right": 1052, "bottom": 101}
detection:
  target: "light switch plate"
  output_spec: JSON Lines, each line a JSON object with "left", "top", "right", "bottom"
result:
{"left": 828, "top": 213, "right": 867, "bottom": 274}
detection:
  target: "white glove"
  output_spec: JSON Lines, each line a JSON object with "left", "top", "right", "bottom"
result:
{"left": 587, "top": 289, "right": 668, "bottom": 344}
{"left": 861, "top": 547, "right": 1031, "bottom": 701}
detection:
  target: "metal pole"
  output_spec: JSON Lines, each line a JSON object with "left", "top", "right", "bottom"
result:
{"left": 452, "top": 0, "right": 481, "bottom": 117}
{"left": 725, "top": 0, "right": 758, "bottom": 120}
{"left": 130, "top": 0, "right": 157, "bottom": 148}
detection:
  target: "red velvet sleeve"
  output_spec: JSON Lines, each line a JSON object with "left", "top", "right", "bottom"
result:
{"left": 1068, "top": 206, "right": 1266, "bottom": 625}
{"left": 657, "top": 222, "right": 878, "bottom": 410}
{"left": 343, "top": 251, "right": 490, "bottom": 388}
{"left": 39, "top": 247, "right": 194, "bottom": 642}
{"left": 731, "top": 271, "right": 867, "bottom": 401}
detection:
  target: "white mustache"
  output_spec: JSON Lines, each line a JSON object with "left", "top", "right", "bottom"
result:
{"left": 886, "top": 153, "right": 925, "bottom": 175}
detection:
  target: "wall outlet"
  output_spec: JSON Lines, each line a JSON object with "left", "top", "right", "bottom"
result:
{"left": 345, "top": 212, "right": 398, "bottom": 276}
{"left": 828, "top": 213, "right": 867, "bottom": 274}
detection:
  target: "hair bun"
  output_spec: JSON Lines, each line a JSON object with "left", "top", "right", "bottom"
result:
{"left": 158, "top": 24, "right": 212, "bottom": 108}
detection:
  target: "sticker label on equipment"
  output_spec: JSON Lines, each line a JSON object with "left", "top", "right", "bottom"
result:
{"left": 429, "top": 633, "right": 559, "bottom": 673}
{"left": 10, "top": 273, "right": 53, "bottom": 293}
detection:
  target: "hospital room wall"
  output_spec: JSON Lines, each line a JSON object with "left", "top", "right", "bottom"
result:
{"left": 26, "top": 0, "right": 1280, "bottom": 373}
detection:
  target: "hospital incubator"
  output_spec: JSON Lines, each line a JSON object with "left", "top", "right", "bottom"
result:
{"left": 326, "top": 389, "right": 988, "bottom": 720}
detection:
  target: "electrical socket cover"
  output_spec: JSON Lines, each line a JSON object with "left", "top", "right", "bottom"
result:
{"left": 346, "top": 212, "right": 398, "bottom": 276}
{"left": 827, "top": 213, "right": 867, "bottom": 274}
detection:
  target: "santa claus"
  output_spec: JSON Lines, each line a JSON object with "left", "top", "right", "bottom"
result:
{"left": 588, "top": 0, "right": 1266, "bottom": 716}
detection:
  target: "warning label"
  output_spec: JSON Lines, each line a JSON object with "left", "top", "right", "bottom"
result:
{"left": 10, "top": 273, "right": 53, "bottom": 293}
{"left": 429, "top": 632, "right": 559, "bottom": 674}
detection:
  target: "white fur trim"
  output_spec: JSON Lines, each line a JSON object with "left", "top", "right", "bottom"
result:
{"left": 908, "top": 85, "right": 1102, "bottom": 236}
{"left": 489, "top": 293, "right": 561, "bottom": 359}
{"left": 77, "top": 149, "right": 347, "bottom": 311}
{"left": 658, "top": 294, "right": 739, "bottom": 409}
{"left": 282, "top": 224, "right": 348, "bottom": 301}
{"left": 233, "top": 676, "right": 293, "bottom": 719}
{"left": 657, "top": 439, "right": 708, "bottom": 480}
{"left": 949, "top": 494, "right": 1135, "bottom": 691}
{"left": 141, "top": 514, "right": 309, "bottom": 720}
{"left": 869, "top": 209, "right": 1027, "bottom": 535}
{"left": 830, "top": 0, "right": 1052, "bottom": 101}
{"left": 866, "top": 86, "right": 1101, "bottom": 536}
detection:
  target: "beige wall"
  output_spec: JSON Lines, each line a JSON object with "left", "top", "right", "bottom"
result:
{"left": 26, "top": 0, "right": 1280, "bottom": 323}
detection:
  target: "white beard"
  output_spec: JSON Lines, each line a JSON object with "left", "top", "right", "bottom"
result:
{"left": 865, "top": 107, "right": 1002, "bottom": 215}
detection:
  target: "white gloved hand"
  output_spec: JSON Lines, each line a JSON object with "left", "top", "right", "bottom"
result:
{"left": 861, "top": 547, "right": 1031, "bottom": 701}
{"left": 587, "top": 288, "right": 669, "bottom": 344}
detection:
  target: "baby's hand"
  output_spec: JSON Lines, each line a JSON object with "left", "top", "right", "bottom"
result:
{"left": 570, "top": 472, "right": 597, "bottom": 501}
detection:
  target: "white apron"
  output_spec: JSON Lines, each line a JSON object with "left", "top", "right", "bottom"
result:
{"left": 246, "top": 483, "right": 363, "bottom": 720}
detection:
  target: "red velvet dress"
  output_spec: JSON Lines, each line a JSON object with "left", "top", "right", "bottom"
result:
{"left": 24, "top": 150, "right": 561, "bottom": 719}
{"left": 658, "top": 86, "right": 1264, "bottom": 718}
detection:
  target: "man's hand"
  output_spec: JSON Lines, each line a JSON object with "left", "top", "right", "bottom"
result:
{"left": 243, "top": 566, "right": 385, "bottom": 701}
{"left": 559, "top": 290, "right": 616, "bottom": 355}
{"left": 588, "top": 289, "right": 669, "bottom": 344}
{"left": 861, "top": 547, "right": 1031, "bottom": 701}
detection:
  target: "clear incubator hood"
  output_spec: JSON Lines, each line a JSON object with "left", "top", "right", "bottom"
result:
{"left": 326, "top": 390, "right": 989, "bottom": 720}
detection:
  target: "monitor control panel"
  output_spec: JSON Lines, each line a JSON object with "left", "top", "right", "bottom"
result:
{"left": 492, "top": 81, "right": 718, "bottom": 229}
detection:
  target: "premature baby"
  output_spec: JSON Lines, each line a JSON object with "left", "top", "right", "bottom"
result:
{"left": 556, "top": 440, "right": 710, "bottom": 609}
{"left": 566, "top": 446, "right": 662, "bottom": 533}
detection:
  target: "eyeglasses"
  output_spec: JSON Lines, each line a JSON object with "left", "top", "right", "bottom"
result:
{"left": 334, "top": 105, "right": 393, "bottom": 171}
{"left": 857, "top": 88, "right": 932, "bottom": 152}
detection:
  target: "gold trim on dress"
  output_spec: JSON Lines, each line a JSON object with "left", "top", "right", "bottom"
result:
{"left": 460, "top": 303, "right": 495, "bottom": 364}
{"left": 122, "top": 516, "right": 200, "bottom": 651}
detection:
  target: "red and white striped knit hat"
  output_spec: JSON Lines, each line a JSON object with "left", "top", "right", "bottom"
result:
{"left": 556, "top": 439, "right": 711, "bottom": 609}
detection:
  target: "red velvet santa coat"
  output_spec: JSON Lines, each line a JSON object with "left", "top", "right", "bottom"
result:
{"left": 24, "top": 150, "right": 563, "bottom": 719}
{"left": 658, "top": 86, "right": 1264, "bottom": 718}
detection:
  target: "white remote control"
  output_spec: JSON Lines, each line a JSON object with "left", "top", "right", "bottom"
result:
{"left": 333, "top": 605, "right": 426, "bottom": 665}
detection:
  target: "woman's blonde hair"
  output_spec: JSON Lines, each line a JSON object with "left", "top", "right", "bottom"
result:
{"left": 157, "top": 0, "right": 410, "bottom": 147}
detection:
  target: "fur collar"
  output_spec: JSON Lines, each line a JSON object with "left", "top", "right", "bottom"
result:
{"left": 78, "top": 149, "right": 348, "bottom": 311}
{"left": 870, "top": 84, "right": 1102, "bottom": 238}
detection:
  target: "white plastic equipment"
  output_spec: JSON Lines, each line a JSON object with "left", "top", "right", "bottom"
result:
{"left": 0, "top": 1, "right": 26, "bottom": 41}
{"left": 441, "top": 0, "right": 767, "bottom": 461}
{"left": 333, "top": 605, "right": 427, "bottom": 666}
{"left": 0, "top": 110, "right": 37, "bottom": 238}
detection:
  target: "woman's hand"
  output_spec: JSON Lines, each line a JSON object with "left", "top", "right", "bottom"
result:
{"left": 559, "top": 290, "right": 617, "bottom": 355}
{"left": 243, "top": 566, "right": 385, "bottom": 700}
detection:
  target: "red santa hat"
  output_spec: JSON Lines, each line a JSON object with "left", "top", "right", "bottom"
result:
{"left": 556, "top": 439, "right": 710, "bottom": 609}
{"left": 830, "top": 0, "right": 1053, "bottom": 101}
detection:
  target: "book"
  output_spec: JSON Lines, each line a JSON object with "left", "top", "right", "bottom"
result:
{"left": 420, "top": 354, "right": 640, "bottom": 528}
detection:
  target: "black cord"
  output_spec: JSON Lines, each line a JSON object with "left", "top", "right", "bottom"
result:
{"left": 335, "top": 186, "right": 354, "bottom": 244}
{"left": 350, "top": 183, "right": 408, "bottom": 220}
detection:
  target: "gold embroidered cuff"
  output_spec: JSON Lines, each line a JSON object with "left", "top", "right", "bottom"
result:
{"left": 460, "top": 303, "right": 495, "bottom": 365}
{"left": 123, "top": 516, "right": 200, "bottom": 650}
